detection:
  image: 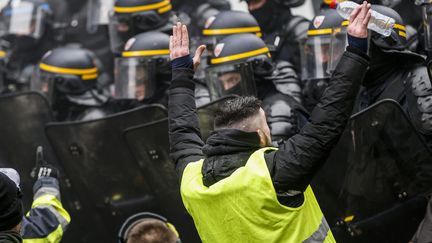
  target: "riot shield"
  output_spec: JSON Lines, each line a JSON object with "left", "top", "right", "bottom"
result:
{"left": 313, "top": 99, "right": 432, "bottom": 243}
{"left": 45, "top": 105, "right": 167, "bottom": 243}
{"left": 0, "top": 91, "right": 56, "bottom": 209}
{"left": 197, "top": 95, "right": 236, "bottom": 140}
{"left": 123, "top": 119, "right": 200, "bottom": 242}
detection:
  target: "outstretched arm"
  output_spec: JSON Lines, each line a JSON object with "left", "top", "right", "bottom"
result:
{"left": 168, "top": 23, "right": 207, "bottom": 178}
{"left": 269, "top": 2, "right": 372, "bottom": 193}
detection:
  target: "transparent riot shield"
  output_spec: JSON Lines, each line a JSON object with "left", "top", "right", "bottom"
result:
{"left": 313, "top": 99, "right": 432, "bottom": 243}
{"left": 45, "top": 105, "right": 167, "bottom": 243}
{"left": 123, "top": 119, "right": 200, "bottom": 242}
{"left": 0, "top": 92, "right": 56, "bottom": 209}
{"left": 197, "top": 95, "right": 237, "bottom": 140}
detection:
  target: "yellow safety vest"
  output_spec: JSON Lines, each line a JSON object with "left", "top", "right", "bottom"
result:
{"left": 181, "top": 147, "right": 335, "bottom": 243}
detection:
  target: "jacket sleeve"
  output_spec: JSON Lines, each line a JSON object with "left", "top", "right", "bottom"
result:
{"left": 21, "top": 177, "right": 70, "bottom": 243}
{"left": 269, "top": 48, "right": 370, "bottom": 193}
{"left": 168, "top": 67, "right": 205, "bottom": 178}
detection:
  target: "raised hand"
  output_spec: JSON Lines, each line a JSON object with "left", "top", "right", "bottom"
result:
{"left": 31, "top": 146, "right": 59, "bottom": 180}
{"left": 347, "top": 1, "right": 372, "bottom": 38}
{"left": 169, "top": 22, "right": 206, "bottom": 70}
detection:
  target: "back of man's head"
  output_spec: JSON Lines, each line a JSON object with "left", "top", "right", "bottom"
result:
{"left": 214, "top": 96, "right": 262, "bottom": 131}
{"left": 0, "top": 171, "right": 23, "bottom": 232}
{"left": 126, "top": 218, "right": 178, "bottom": 243}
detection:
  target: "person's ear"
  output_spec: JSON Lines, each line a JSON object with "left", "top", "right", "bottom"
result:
{"left": 256, "top": 129, "right": 266, "bottom": 147}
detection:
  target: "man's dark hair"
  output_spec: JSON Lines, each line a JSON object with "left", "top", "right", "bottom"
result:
{"left": 126, "top": 219, "right": 178, "bottom": 243}
{"left": 214, "top": 96, "right": 262, "bottom": 129}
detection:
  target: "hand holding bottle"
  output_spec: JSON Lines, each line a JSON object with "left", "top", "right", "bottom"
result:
{"left": 338, "top": 1, "right": 395, "bottom": 37}
{"left": 346, "top": 1, "right": 372, "bottom": 39}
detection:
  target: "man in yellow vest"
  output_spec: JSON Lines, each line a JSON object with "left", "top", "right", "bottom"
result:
{"left": 168, "top": 2, "right": 372, "bottom": 242}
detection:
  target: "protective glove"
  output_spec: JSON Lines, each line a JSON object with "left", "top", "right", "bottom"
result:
{"left": 30, "top": 146, "right": 59, "bottom": 180}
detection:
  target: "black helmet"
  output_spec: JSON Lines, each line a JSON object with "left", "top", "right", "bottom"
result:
{"left": 206, "top": 33, "right": 273, "bottom": 100}
{"left": 108, "top": 0, "right": 173, "bottom": 54}
{"left": 0, "top": 0, "right": 52, "bottom": 42}
{"left": 34, "top": 46, "right": 98, "bottom": 103}
{"left": 202, "top": 10, "right": 262, "bottom": 51}
{"left": 115, "top": 31, "right": 170, "bottom": 101}
{"left": 273, "top": 0, "right": 305, "bottom": 8}
{"left": 370, "top": 5, "right": 407, "bottom": 51}
{"left": 242, "top": 0, "right": 305, "bottom": 8}
{"left": 301, "top": 8, "right": 347, "bottom": 81}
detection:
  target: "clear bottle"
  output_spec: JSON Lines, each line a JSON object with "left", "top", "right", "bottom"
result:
{"left": 336, "top": 1, "right": 395, "bottom": 37}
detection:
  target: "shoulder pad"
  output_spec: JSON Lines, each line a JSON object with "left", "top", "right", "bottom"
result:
{"left": 282, "top": 16, "right": 310, "bottom": 40}
{"left": 266, "top": 60, "right": 302, "bottom": 102}
{"left": 417, "top": 96, "right": 432, "bottom": 113}
{"left": 194, "top": 82, "right": 210, "bottom": 107}
{"left": 410, "top": 65, "right": 432, "bottom": 97}
{"left": 421, "top": 113, "right": 432, "bottom": 132}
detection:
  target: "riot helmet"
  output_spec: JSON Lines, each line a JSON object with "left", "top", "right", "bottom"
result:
{"left": 109, "top": 0, "right": 173, "bottom": 54}
{"left": 370, "top": 5, "right": 407, "bottom": 51}
{"left": 300, "top": 8, "right": 347, "bottom": 82}
{"left": 33, "top": 46, "right": 99, "bottom": 105}
{"left": 114, "top": 31, "right": 170, "bottom": 102}
{"left": 202, "top": 10, "right": 262, "bottom": 53}
{"left": 242, "top": 0, "right": 305, "bottom": 8}
{"left": 206, "top": 33, "right": 273, "bottom": 101}
{"left": 0, "top": 0, "right": 52, "bottom": 45}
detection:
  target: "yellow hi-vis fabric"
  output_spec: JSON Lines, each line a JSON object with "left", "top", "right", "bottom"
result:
{"left": 23, "top": 194, "right": 71, "bottom": 243}
{"left": 181, "top": 147, "right": 335, "bottom": 243}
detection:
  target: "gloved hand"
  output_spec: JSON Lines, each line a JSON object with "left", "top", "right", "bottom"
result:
{"left": 30, "top": 146, "right": 59, "bottom": 180}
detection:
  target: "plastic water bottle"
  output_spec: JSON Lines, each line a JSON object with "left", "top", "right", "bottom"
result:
{"left": 336, "top": 1, "right": 395, "bottom": 37}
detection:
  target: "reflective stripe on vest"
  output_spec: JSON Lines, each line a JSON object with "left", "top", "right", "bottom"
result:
{"left": 22, "top": 194, "right": 71, "bottom": 243}
{"left": 181, "top": 147, "right": 335, "bottom": 243}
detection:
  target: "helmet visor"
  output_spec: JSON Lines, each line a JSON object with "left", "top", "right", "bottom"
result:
{"left": 300, "top": 36, "right": 332, "bottom": 80}
{"left": 205, "top": 63, "right": 257, "bottom": 101}
{"left": 0, "top": 1, "right": 48, "bottom": 39}
{"left": 423, "top": 5, "right": 432, "bottom": 51}
{"left": 114, "top": 57, "right": 157, "bottom": 101}
{"left": 31, "top": 69, "right": 55, "bottom": 104}
{"left": 87, "top": 0, "right": 115, "bottom": 32}
{"left": 108, "top": 11, "right": 167, "bottom": 53}
{"left": 328, "top": 29, "right": 348, "bottom": 73}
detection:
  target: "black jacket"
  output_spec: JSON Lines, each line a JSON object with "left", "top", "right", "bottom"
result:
{"left": 168, "top": 47, "right": 369, "bottom": 206}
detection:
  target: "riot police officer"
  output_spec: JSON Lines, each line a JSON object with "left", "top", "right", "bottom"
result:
{"left": 108, "top": 0, "right": 175, "bottom": 55}
{"left": 300, "top": 8, "right": 347, "bottom": 111}
{"left": 114, "top": 31, "right": 171, "bottom": 108}
{"left": 202, "top": 10, "right": 303, "bottom": 103}
{"left": 355, "top": 5, "right": 432, "bottom": 148}
{"left": 48, "top": 0, "right": 115, "bottom": 89}
{"left": 242, "top": 0, "right": 310, "bottom": 74}
{"left": 0, "top": 0, "right": 55, "bottom": 93}
{"left": 206, "top": 33, "right": 307, "bottom": 142}
{"left": 33, "top": 45, "right": 111, "bottom": 121}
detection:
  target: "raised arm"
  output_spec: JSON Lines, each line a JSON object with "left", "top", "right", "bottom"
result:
{"left": 269, "top": 2, "right": 372, "bottom": 193}
{"left": 168, "top": 23, "right": 207, "bottom": 177}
